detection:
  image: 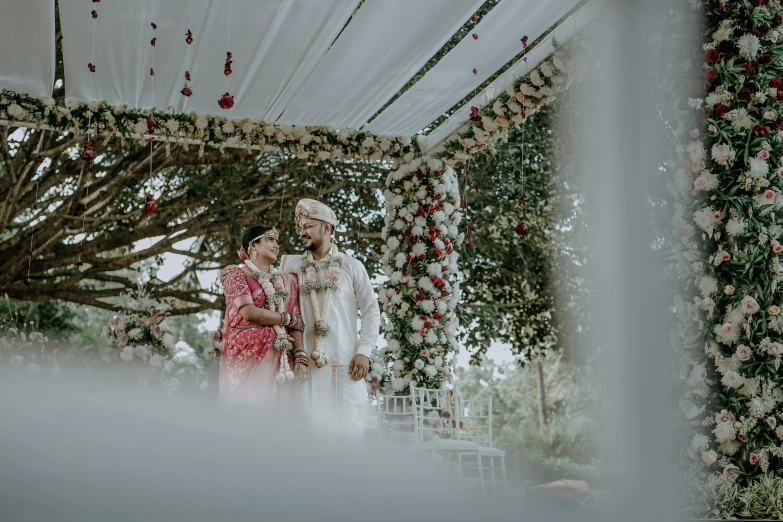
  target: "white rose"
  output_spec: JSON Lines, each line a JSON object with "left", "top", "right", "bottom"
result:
{"left": 702, "top": 450, "right": 717, "bottom": 465}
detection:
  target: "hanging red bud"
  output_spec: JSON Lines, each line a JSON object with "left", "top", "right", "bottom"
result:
{"left": 471, "top": 15, "right": 477, "bottom": 22}
{"left": 218, "top": 92, "right": 235, "bottom": 109}
{"left": 515, "top": 222, "right": 528, "bottom": 237}
{"left": 185, "top": 71, "right": 191, "bottom": 81}
{"left": 151, "top": 37, "right": 156, "bottom": 46}
{"left": 147, "top": 117, "right": 156, "bottom": 133}
{"left": 88, "top": 63, "right": 96, "bottom": 72}
{"left": 151, "top": 22, "right": 157, "bottom": 30}
{"left": 91, "top": 10, "right": 98, "bottom": 18}
{"left": 472, "top": 68, "right": 477, "bottom": 75}
{"left": 521, "top": 35, "right": 529, "bottom": 48}
{"left": 472, "top": 33, "right": 478, "bottom": 40}
{"left": 81, "top": 140, "right": 95, "bottom": 162}
{"left": 144, "top": 194, "right": 159, "bottom": 216}
{"left": 469, "top": 106, "right": 481, "bottom": 122}
{"left": 181, "top": 86, "right": 193, "bottom": 97}
{"left": 150, "top": 68, "right": 155, "bottom": 76}
{"left": 186, "top": 29, "right": 193, "bottom": 45}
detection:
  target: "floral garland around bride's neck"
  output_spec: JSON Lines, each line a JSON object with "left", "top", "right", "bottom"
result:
{"left": 301, "top": 244, "right": 342, "bottom": 368}
{"left": 243, "top": 259, "right": 295, "bottom": 383}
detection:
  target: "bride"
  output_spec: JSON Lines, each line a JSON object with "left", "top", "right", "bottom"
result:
{"left": 219, "top": 225, "right": 308, "bottom": 405}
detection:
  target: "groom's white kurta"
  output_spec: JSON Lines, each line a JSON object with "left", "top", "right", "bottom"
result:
{"left": 280, "top": 252, "right": 380, "bottom": 434}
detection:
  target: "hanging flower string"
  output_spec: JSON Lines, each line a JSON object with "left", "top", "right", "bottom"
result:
{"left": 219, "top": 0, "right": 234, "bottom": 109}
{"left": 182, "top": 1, "right": 194, "bottom": 97}
{"left": 515, "top": 35, "right": 529, "bottom": 238}
{"left": 144, "top": 6, "right": 159, "bottom": 216}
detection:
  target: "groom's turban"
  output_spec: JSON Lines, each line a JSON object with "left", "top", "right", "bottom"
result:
{"left": 295, "top": 198, "right": 337, "bottom": 230}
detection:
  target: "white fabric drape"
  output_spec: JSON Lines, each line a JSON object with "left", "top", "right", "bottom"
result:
{"left": 0, "top": 0, "right": 55, "bottom": 97}
{"left": 275, "top": 0, "right": 484, "bottom": 129}
{"left": 365, "top": 0, "right": 580, "bottom": 136}
{"left": 423, "top": 2, "right": 597, "bottom": 153}
{"left": 59, "top": 0, "right": 359, "bottom": 120}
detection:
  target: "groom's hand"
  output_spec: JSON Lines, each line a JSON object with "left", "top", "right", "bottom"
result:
{"left": 349, "top": 354, "right": 369, "bottom": 382}
{"left": 219, "top": 265, "right": 233, "bottom": 285}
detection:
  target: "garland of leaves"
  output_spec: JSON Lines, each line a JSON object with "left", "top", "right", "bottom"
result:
{"left": 0, "top": 90, "right": 419, "bottom": 161}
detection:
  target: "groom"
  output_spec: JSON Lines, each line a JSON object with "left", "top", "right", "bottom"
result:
{"left": 280, "top": 199, "right": 380, "bottom": 433}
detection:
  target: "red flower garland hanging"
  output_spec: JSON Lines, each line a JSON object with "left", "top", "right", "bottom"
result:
{"left": 144, "top": 194, "right": 158, "bottom": 216}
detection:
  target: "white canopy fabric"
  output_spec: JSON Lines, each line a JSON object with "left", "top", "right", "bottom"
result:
{"left": 364, "top": 0, "right": 580, "bottom": 136}
{"left": 6, "top": 0, "right": 585, "bottom": 139}
{"left": 59, "top": 0, "right": 360, "bottom": 120}
{"left": 275, "top": 0, "right": 484, "bottom": 129}
{"left": 422, "top": 1, "right": 598, "bottom": 153}
{"left": 0, "top": 0, "right": 55, "bottom": 97}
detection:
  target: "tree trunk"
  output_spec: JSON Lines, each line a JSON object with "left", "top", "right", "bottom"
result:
{"left": 536, "top": 359, "right": 547, "bottom": 427}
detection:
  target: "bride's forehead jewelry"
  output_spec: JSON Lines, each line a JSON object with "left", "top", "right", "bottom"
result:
{"left": 251, "top": 227, "right": 279, "bottom": 243}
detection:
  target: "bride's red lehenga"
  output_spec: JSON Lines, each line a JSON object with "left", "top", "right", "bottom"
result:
{"left": 219, "top": 266, "right": 300, "bottom": 405}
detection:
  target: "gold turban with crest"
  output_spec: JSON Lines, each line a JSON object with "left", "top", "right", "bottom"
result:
{"left": 294, "top": 198, "right": 337, "bottom": 230}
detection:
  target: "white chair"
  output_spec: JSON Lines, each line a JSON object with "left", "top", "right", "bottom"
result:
{"left": 410, "top": 384, "right": 484, "bottom": 487}
{"left": 459, "top": 395, "right": 507, "bottom": 487}
{"left": 374, "top": 390, "right": 416, "bottom": 444}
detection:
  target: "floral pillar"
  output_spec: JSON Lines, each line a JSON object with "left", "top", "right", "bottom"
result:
{"left": 372, "top": 157, "right": 464, "bottom": 393}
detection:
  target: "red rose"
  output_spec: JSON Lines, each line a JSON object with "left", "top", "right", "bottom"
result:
{"left": 469, "top": 106, "right": 481, "bottom": 122}
{"left": 186, "top": 29, "right": 194, "bottom": 45}
{"left": 738, "top": 87, "right": 752, "bottom": 100}
{"left": 748, "top": 106, "right": 760, "bottom": 117}
{"left": 777, "top": 89, "right": 783, "bottom": 101}
{"left": 185, "top": 71, "right": 191, "bottom": 81}
{"left": 705, "top": 49, "right": 720, "bottom": 64}
{"left": 88, "top": 62, "right": 96, "bottom": 72}
{"left": 752, "top": 29, "right": 763, "bottom": 38}
{"left": 740, "top": 63, "right": 753, "bottom": 76}
{"left": 760, "top": 53, "right": 774, "bottom": 65}
{"left": 713, "top": 103, "right": 729, "bottom": 117}
{"left": 91, "top": 9, "right": 97, "bottom": 18}
{"left": 151, "top": 22, "right": 157, "bottom": 30}
{"left": 771, "top": 78, "right": 782, "bottom": 89}
{"left": 758, "top": 24, "right": 770, "bottom": 36}
{"left": 150, "top": 37, "right": 156, "bottom": 47}
{"left": 705, "top": 68, "right": 718, "bottom": 81}
{"left": 218, "top": 92, "right": 234, "bottom": 109}
{"left": 755, "top": 124, "right": 769, "bottom": 137}
{"left": 433, "top": 248, "right": 443, "bottom": 258}
{"left": 718, "top": 40, "right": 735, "bottom": 53}
{"left": 774, "top": 116, "right": 783, "bottom": 130}
{"left": 776, "top": 14, "right": 783, "bottom": 26}
{"left": 181, "top": 86, "right": 192, "bottom": 97}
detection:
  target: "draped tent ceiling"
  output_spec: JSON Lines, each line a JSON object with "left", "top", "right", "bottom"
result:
{"left": 0, "top": 0, "right": 585, "bottom": 152}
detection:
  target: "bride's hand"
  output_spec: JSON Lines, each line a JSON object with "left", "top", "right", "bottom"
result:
{"left": 294, "top": 362, "right": 308, "bottom": 383}
{"left": 219, "top": 265, "right": 234, "bottom": 285}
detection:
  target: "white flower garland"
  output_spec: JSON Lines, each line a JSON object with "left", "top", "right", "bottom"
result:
{"left": 300, "top": 245, "right": 342, "bottom": 368}
{"left": 243, "top": 259, "right": 295, "bottom": 383}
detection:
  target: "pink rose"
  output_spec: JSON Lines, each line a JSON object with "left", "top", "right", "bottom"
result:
{"left": 778, "top": 168, "right": 783, "bottom": 179}
{"left": 765, "top": 111, "right": 777, "bottom": 121}
{"left": 776, "top": 426, "right": 783, "bottom": 440}
{"left": 693, "top": 161, "right": 706, "bottom": 172}
{"left": 693, "top": 175, "right": 707, "bottom": 192}
{"left": 708, "top": 124, "right": 717, "bottom": 133}
{"left": 741, "top": 295, "right": 760, "bottom": 314}
{"left": 739, "top": 434, "right": 748, "bottom": 443}
{"left": 750, "top": 452, "right": 760, "bottom": 465}
{"left": 768, "top": 416, "right": 778, "bottom": 428}
{"left": 770, "top": 342, "right": 783, "bottom": 356}
{"left": 725, "top": 285, "right": 735, "bottom": 295}
{"left": 720, "top": 251, "right": 731, "bottom": 261}
{"left": 327, "top": 262, "right": 340, "bottom": 282}
{"left": 305, "top": 266, "right": 318, "bottom": 283}
{"left": 273, "top": 278, "right": 285, "bottom": 292}
{"left": 759, "top": 149, "right": 771, "bottom": 159}
{"left": 405, "top": 214, "right": 414, "bottom": 222}
{"left": 746, "top": 177, "right": 755, "bottom": 187}
{"left": 715, "top": 409, "right": 735, "bottom": 424}
{"left": 702, "top": 450, "right": 717, "bottom": 465}
{"left": 420, "top": 349, "right": 429, "bottom": 358}
{"left": 775, "top": 244, "right": 783, "bottom": 254}
{"left": 736, "top": 344, "right": 752, "bottom": 361}
{"left": 712, "top": 211, "right": 722, "bottom": 222}
{"left": 702, "top": 297, "right": 715, "bottom": 313}
{"left": 770, "top": 305, "right": 781, "bottom": 316}
{"left": 261, "top": 280, "right": 275, "bottom": 297}
{"left": 690, "top": 129, "right": 700, "bottom": 138}
{"left": 723, "top": 465, "right": 739, "bottom": 480}
{"left": 721, "top": 323, "right": 734, "bottom": 336}
{"left": 764, "top": 189, "right": 777, "bottom": 201}
{"left": 411, "top": 368, "right": 418, "bottom": 375}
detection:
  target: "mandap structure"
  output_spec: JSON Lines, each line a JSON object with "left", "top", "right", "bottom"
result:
{"left": 0, "top": 0, "right": 593, "bottom": 393}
